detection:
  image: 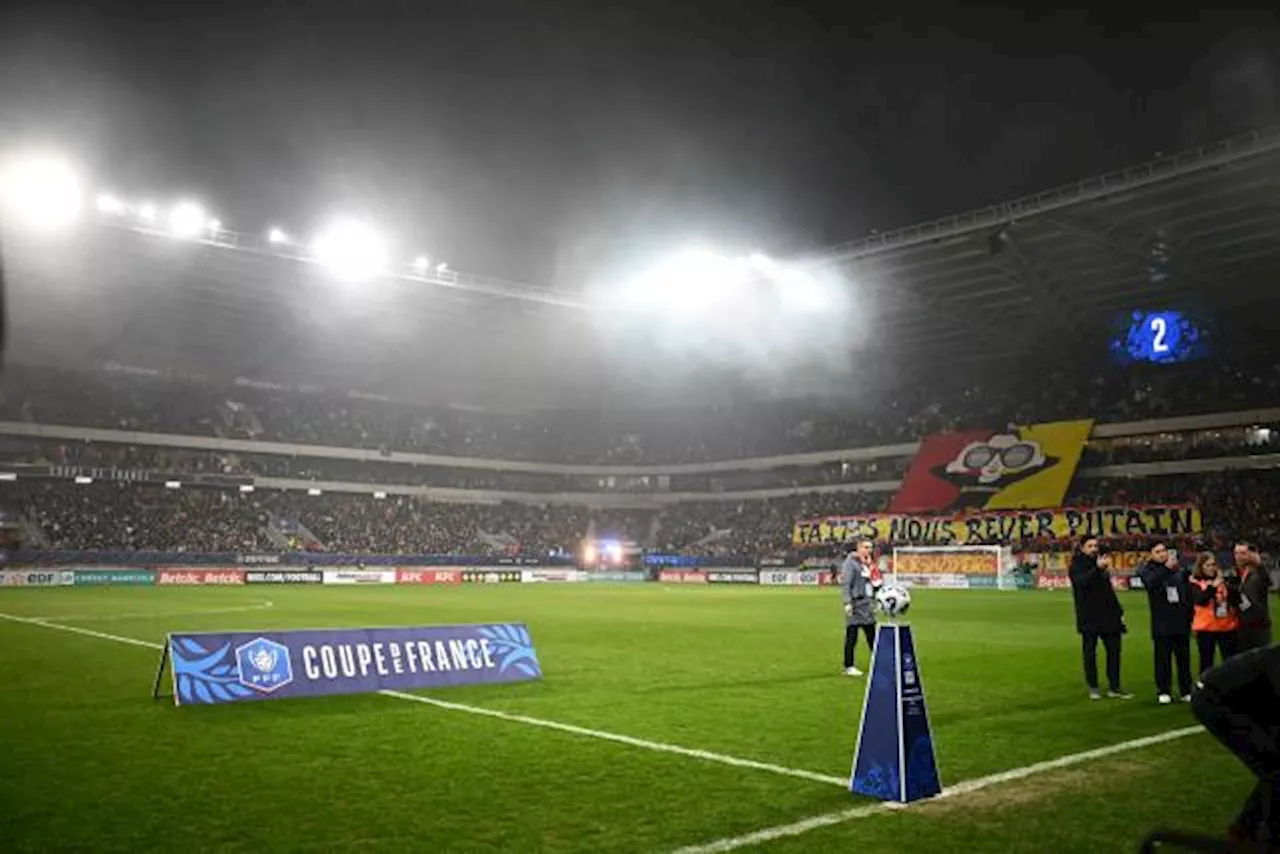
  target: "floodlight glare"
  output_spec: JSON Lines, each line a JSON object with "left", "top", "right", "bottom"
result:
{"left": 0, "top": 151, "right": 84, "bottom": 233}
{"left": 435, "top": 261, "right": 449, "bottom": 274}
{"left": 137, "top": 202, "right": 158, "bottom": 223}
{"left": 167, "top": 200, "right": 207, "bottom": 238}
{"left": 412, "top": 255, "right": 431, "bottom": 274}
{"left": 96, "top": 193, "right": 126, "bottom": 215}
{"left": 310, "top": 216, "right": 389, "bottom": 283}
{"left": 267, "top": 227, "right": 289, "bottom": 244}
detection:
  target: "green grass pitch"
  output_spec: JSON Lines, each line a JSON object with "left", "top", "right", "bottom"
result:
{"left": 0, "top": 585, "right": 1249, "bottom": 852}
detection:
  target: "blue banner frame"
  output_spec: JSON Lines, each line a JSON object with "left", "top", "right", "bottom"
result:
{"left": 157, "top": 623, "right": 542, "bottom": 707}
{"left": 849, "top": 623, "right": 942, "bottom": 803}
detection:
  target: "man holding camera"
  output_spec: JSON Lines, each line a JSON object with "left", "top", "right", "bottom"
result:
{"left": 1137, "top": 542, "right": 1194, "bottom": 704}
{"left": 1070, "top": 537, "right": 1133, "bottom": 700}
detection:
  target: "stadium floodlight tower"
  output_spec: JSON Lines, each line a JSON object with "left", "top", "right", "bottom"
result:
{"left": 167, "top": 200, "right": 209, "bottom": 239}
{"left": 310, "top": 216, "right": 389, "bottom": 284}
{"left": 0, "top": 150, "right": 84, "bottom": 233}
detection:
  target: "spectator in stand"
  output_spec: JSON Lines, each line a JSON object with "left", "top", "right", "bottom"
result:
{"left": 1070, "top": 538, "right": 1132, "bottom": 700}
{"left": 1136, "top": 542, "right": 1194, "bottom": 704}
{"left": 1192, "top": 552, "right": 1241, "bottom": 675}
{"left": 1234, "top": 541, "right": 1273, "bottom": 651}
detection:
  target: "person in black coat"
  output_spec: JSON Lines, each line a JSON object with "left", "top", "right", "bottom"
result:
{"left": 1070, "top": 538, "right": 1133, "bottom": 700}
{"left": 1234, "top": 542, "right": 1273, "bottom": 651}
{"left": 1190, "top": 642, "right": 1280, "bottom": 845}
{"left": 1136, "top": 542, "right": 1194, "bottom": 703}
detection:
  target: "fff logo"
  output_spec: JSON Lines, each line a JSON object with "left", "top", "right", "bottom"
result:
{"left": 234, "top": 637, "right": 294, "bottom": 694}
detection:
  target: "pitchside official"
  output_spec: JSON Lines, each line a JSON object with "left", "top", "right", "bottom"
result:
{"left": 840, "top": 539, "right": 880, "bottom": 677}
{"left": 1070, "top": 538, "right": 1133, "bottom": 700}
{"left": 1235, "top": 542, "right": 1273, "bottom": 652}
{"left": 1137, "top": 542, "right": 1194, "bottom": 704}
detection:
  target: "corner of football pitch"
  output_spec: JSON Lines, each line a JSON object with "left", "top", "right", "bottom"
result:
{"left": 0, "top": 585, "right": 1248, "bottom": 852}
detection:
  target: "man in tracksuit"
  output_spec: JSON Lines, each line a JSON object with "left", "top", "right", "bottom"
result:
{"left": 841, "top": 539, "right": 880, "bottom": 676}
{"left": 1236, "top": 542, "right": 1273, "bottom": 651}
{"left": 1137, "top": 542, "right": 1194, "bottom": 704}
{"left": 1191, "top": 642, "right": 1280, "bottom": 844}
{"left": 1070, "top": 538, "right": 1133, "bottom": 700}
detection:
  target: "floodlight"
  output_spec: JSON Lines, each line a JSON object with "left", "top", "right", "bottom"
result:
{"left": 412, "top": 255, "right": 431, "bottom": 274}
{"left": 208, "top": 218, "right": 222, "bottom": 234}
{"left": 167, "top": 200, "right": 207, "bottom": 238}
{"left": 436, "top": 261, "right": 449, "bottom": 274}
{"left": 96, "top": 193, "right": 126, "bottom": 215}
{"left": 267, "top": 227, "right": 289, "bottom": 244}
{"left": 0, "top": 151, "right": 84, "bottom": 233}
{"left": 137, "top": 202, "right": 157, "bottom": 223}
{"left": 310, "top": 216, "right": 389, "bottom": 283}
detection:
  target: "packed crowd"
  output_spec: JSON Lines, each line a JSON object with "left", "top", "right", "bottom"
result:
{"left": 7, "top": 469, "right": 1279, "bottom": 556}
{"left": 2, "top": 353, "right": 1279, "bottom": 465}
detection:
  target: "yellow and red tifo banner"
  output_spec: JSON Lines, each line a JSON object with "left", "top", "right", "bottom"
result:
{"left": 888, "top": 419, "right": 1094, "bottom": 513}
{"left": 792, "top": 504, "right": 1202, "bottom": 548}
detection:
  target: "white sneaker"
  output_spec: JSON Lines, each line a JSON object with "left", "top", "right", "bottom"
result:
{"left": 1089, "top": 689, "right": 1102, "bottom": 701}
{"left": 1158, "top": 694, "right": 1172, "bottom": 705}
{"left": 844, "top": 666, "right": 863, "bottom": 677}
{"left": 1107, "top": 690, "right": 1134, "bottom": 700}
{"left": 1181, "top": 694, "right": 1193, "bottom": 703}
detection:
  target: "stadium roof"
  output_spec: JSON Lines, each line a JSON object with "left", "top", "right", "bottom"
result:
{"left": 814, "top": 125, "right": 1280, "bottom": 363}
{"left": 4, "top": 126, "right": 1280, "bottom": 407}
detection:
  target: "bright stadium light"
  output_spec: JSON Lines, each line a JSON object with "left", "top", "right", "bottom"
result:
{"left": 167, "top": 200, "right": 207, "bottom": 238}
{"left": 435, "top": 261, "right": 449, "bottom": 274}
{"left": 0, "top": 151, "right": 84, "bottom": 233}
{"left": 626, "top": 246, "right": 747, "bottom": 315}
{"left": 137, "top": 202, "right": 157, "bottom": 223}
{"left": 267, "top": 227, "right": 289, "bottom": 244}
{"left": 96, "top": 193, "right": 126, "bottom": 215}
{"left": 412, "top": 255, "right": 431, "bottom": 274}
{"left": 310, "top": 216, "right": 389, "bottom": 283}
{"left": 208, "top": 218, "right": 222, "bottom": 234}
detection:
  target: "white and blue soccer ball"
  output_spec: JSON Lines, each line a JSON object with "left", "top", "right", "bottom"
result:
{"left": 876, "top": 584, "right": 912, "bottom": 618}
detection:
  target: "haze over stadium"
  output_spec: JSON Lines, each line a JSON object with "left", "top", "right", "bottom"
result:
{"left": 2, "top": 4, "right": 1280, "bottom": 853}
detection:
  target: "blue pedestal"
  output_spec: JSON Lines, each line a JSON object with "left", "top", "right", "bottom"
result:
{"left": 849, "top": 623, "right": 943, "bottom": 802}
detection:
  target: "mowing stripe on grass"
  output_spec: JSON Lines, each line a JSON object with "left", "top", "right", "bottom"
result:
{"left": 668, "top": 724, "right": 1205, "bottom": 854}
{"left": 380, "top": 688, "right": 847, "bottom": 787}
{"left": 0, "top": 612, "right": 848, "bottom": 789}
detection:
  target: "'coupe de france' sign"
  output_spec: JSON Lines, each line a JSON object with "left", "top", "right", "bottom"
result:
{"left": 155, "top": 624, "right": 542, "bottom": 706}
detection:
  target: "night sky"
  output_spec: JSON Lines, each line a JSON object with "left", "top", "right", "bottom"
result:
{"left": 0, "top": 2, "right": 1277, "bottom": 288}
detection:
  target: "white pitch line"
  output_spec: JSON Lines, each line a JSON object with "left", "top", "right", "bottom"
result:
{"left": 379, "top": 689, "right": 847, "bottom": 787}
{"left": 30, "top": 599, "right": 276, "bottom": 623}
{"left": 668, "top": 725, "right": 1206, "bottom": 854}
{"left": 0, "top": 612, "right": 846, "bottom": 789}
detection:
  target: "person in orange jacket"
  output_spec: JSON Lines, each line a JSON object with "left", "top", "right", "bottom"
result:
{"left": 1191, "top": 552, "right": 1241, "bottom": 675}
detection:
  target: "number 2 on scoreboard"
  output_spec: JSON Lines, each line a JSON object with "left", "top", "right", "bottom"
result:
{"left": 1150, "top": 315, "right": 1169, "bottom": 354}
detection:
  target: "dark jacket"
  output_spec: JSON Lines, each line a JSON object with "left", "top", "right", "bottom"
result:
{"left": 1237, "top": 565, "right": 1273, "bottom": 629}
{"left": 1137, "top": 559, "right": 1194, "bottom": 637}
{"left": 1070, "top": 551, "right": 1125, "bottom": 635}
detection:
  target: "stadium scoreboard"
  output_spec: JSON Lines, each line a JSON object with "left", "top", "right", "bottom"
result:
{"left": 1109, "top": 309, "right": 1211, "bottom": 365}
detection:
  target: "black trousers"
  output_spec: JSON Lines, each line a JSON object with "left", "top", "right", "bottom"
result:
{"left": 1191, "top": 679, "right": 1279, "bottom": 840}
{"left": 1239, "top": 623, "right": 1274, "bottom": 653}
{"left": 844, "top": 623, "right": 875, "bottom": 668}
{"left": 1197, "top": 631, "right": 1238, "bottom": 675}
{"left": 1153, "top": 634, "right": 1194, "bottom": 697}
{"left": 1081, "top": 632, "right": 1122, "bottom": 691}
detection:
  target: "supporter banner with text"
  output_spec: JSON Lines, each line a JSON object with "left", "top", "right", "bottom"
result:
{"left": 794, "top": 504, "right": 1201, "bottom": 548}
{"left": 0, "top": 569, "right": 75, "bottom": 587}
{"left": 889, "top": 420, "right": 1093, "bottom": 513}
{"left": 157, "top": 569, "right": 245, "bottom": 586}
{"left": 164, "top": 623, "right": 541, "bottom": 707}
{"left": 246, "top": 570, "right": 323, "bottom": 585}
{"left": 893, "top": 551, "right": 999, "bottom": 577}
